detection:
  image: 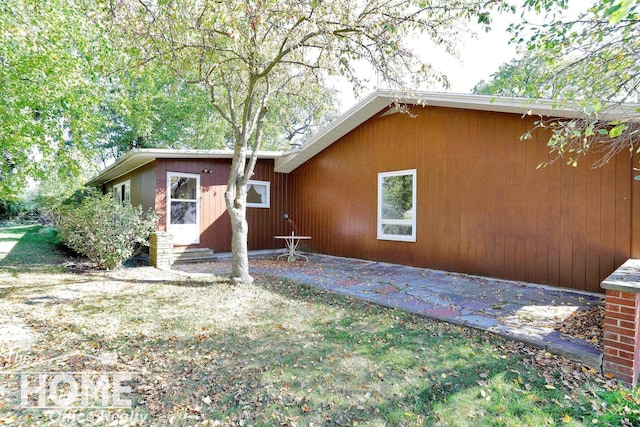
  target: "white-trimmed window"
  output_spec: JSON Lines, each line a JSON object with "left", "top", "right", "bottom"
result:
{"left": 246, "top": 180, "right": 270, "bottom": 208}
{"left": 113, "top": 180, "right": 131, "bottom": 205}
{"left": 377, "top": 169, "right": 416, "bottom": 242}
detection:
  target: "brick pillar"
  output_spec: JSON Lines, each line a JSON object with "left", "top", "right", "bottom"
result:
{"left": 602, "top": 290, "right": 640, "bottom": 386}
{"left": 150, "top": 232, "right": 173, "bottom": 270}
{"left": 601, "top": 259, "right": 640, "bottom": 387}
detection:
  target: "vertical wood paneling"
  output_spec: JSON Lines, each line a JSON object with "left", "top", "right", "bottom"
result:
{"left": 534, "top": 124, "right": 551, "bottom": 285}
{"left": 600, "top": 160, "right": 617, "bottom": 283}
{"left": 585, "top": 156, "right": 602, "bottom": 290}
{"left": 420, "top": 109, "right": 438, "bottom": 267}
{"left": 525, "top": 121, "right": 539, "bottom": 283}
{"left": 632, "top": 152, "right": 640, "bottom": 258}
{"left": 496, "top": 116, "right": 521, "bottom": 279}
{"left": 615, "top": 157, "right": 632, "bottom": 269}
{"left": 458, "top": 111, "right": 471, "bottom": 272}
{"left": 155, "top": 161, "right": 167, "bottom": 231}
{"left": 513, "top": 118, "right": 528, "bottom": 282}
{"left": 490, "top": 113, "right": 507, "bottom": 277}
{"left": 151, "top": 158, "right": 286, "bottom": 253}
{"left": 572, "top": 152, "right": 588, "bottom": 289}
{"left": 456, "top": 111, "right": 468, "bottom": 271}
{"left": 545, "top": 129, "right": 562, "bottom": 287}
{"left": 288, "top": 105, "right": 636, "bottom": 292}
{"left": 465, "top": 112, "right": 479, "bottom": 273}
{"left": 559, "top": 153, "right": 575, "bottom": 287}
{"left": 433, "top": 109, "right": 447, "bottom": 270}
{"left": 443, "top": 110, "right": 459, "bottom": 271}
{"left": 471, "top": 115, "right": 490, "bottom": 275}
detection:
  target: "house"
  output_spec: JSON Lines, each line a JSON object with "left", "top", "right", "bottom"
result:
{"left": 88, "top": 149, "right": 291, "bottom": 257}
{"left": 88, "top": 90, "right": 640, "bottom": 293}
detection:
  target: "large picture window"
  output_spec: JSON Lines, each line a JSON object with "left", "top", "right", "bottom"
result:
{"left": 246, "top": 180, "right": 270, "bottom": 208}
{"left": 377, "top": 169, "right": 416, "bottom": 242}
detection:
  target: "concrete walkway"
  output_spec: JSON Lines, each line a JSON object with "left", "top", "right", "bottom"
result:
{"left": 174, "top": 253, "right": 605, "bottom": 369}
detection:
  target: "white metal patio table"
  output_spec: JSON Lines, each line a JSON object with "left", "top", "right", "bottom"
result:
{"left": 275, "top": 232, "right": 311, "bottom": 262}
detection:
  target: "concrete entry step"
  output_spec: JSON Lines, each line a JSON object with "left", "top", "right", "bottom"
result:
{"left": 172, "top": 248, "right": 215, "bottom": 263}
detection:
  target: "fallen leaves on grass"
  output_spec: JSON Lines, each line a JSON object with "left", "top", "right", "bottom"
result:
{"left": 553, "top": 306, "right": 604, "bottom": 349}
{"left": 0, "top": 256, "right": 629, "bottom": 427}
{"left": 500, "top": 340, "right": 616, "bottom": 397}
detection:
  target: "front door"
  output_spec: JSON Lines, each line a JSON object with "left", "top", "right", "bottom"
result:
{"left": 167, "top": 172, "right": 200, "bottom": 245}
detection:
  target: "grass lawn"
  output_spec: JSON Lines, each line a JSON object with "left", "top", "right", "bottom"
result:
{"left": 0, "top": 224, "right": 64, "bottom": 272}
{"left": 0, "top": 224, "right": 639, "bottom": 426}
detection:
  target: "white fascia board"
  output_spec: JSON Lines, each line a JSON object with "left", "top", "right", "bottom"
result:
{"left": 404, "top": 91, "right": 639, "bottom": 120}
{"left": 129, "top": 148, "right": 286, "bottom": 160}
{"left": 88, "top": 148, "right": 286, "bottom": 186}
{"left": 86, "top": 150, "right": 151, "bottom": 187}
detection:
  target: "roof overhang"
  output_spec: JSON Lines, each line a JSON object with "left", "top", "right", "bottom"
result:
{"left": 87, "top": 148, "right": 286, "bottom": 186}
{"left": 274, "top": 89, "right": 640, "bottom": 173}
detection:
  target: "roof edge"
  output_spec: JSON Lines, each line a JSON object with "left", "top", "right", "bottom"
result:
{"left": 88, "top": 148, "right": 286, "bottom": 186}
{"left": 274, "top": 90, "right": 640, "bottom": 174}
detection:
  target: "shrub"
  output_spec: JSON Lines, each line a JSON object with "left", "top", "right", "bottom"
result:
{"left": 0, "top": 198, "right": 29, "bottom": 220}
{"left": 55, "top": 190, "right": 158, "bottom": 269}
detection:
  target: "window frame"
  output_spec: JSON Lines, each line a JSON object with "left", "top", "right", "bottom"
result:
{"left": 377, "top": 169, "right": 417, "bottom": 242}
{"left": 113, "top": 180, "right": 131, "bottom": 206}
{"left": 246, "top": 180, "right": 271, "bottom": 208}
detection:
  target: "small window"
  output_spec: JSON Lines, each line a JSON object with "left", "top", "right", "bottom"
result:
{"left": 246, "top": 180, "right": 270, "bottom": 208}
{"left": 378, "top": 169, "right": 416, "bottom": 242}
{"left": 113, "top": 180, "right": 131, "bottom": 205}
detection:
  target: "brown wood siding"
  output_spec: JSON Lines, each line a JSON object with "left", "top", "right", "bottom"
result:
{"left": 104, "top": 163, "right": 156, "bottom": 210}
{"left": 287, "top": 105, "right": 637, "bottom": 292}
{"left": 133, "top": 163, "right": 157, "bottom": 209}
{"left": 632, "top": 151, "right": 640, "bottom": 258}
{"left": 154, "top": 158, "right": 288, "bottom": 253}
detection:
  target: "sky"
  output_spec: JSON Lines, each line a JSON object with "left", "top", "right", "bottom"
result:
{"left": 431, "top": 14, "right": 518, "bottom": 93}
{"left": 332, "top": 1, "right": 588, "bottom": 110}
{"left": 331, "top": 8, "right": 518, "bottom": 109}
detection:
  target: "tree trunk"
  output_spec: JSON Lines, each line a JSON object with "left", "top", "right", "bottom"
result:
{"left": 223, "top": 78, "right": 268, "bottom": 286}
{"left": 225, "top": 151, "right": 254, "bottom": 286}
{"left": 228, "top": 203, "right": 253, "bottom": 285}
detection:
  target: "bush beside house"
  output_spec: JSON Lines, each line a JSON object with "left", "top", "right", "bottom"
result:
{"left": 55, "top": 190, "right": 158, "bottom": 269}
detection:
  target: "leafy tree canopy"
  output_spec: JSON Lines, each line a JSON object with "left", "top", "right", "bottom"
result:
{"left": 97, "top": 61, "right": 335, "bottom": 163}
{"left": 476, "top": 0, "right": 640, "bottom": 167}
{"left": 0, "top": 0, "right": 112, "bottom": 196}
{"left": 1, "top": 0, "right": 335, "bottom": 199}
